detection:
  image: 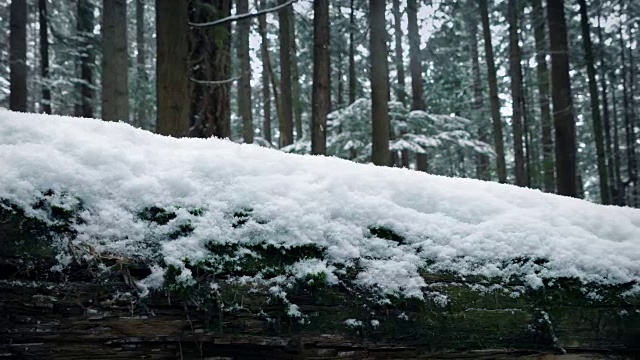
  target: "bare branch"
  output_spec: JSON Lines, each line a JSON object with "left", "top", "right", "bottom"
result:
{"left": 190, "top": 76, "right": 241, "bottom": 85}
{"left": 189, "top": 0, "right": 298, "bottom": 28}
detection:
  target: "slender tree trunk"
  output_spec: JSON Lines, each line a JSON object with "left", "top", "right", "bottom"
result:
{"left": 156, "top": 0, "right": 190, "bottom": 137}
{"left": 102, "top": 0, "right": 130, "bottom": 122}
{"left": 598, "top": 13, "right": 615, "bottom": 202}
{"left": 336, "top": 3, "right": 344, "bottom": 109}
{"left": 10, "top": 0, "right": 27, "bottom": 112}
{"left": 577, "top": 0, "right": 609, "bottom": 204}
{"left": 258, "top": 0, "right": 272, "bottom": 144}
{"left": 278, "top": 0, "right": 294, "bottom": 147}
{"left": 392, "top": 0, "right": 406, "bottom": 105}
{"left": 348, "top": 0, "right": 357, "bottom": 105}
{"left": 238, "top": 0, "right": 254, "bottom": 143}
{"left": 465, "top": 6, "right": 490, "bottom": 180}
{"left": 76, "top": 0, "right": 94, "bottom": 118}
{"left": 611, "top": 73, "right": 624, "bottom": 205}
{"left": 407, "top": 0, "right": 428, "bottom": 172}
{"left": 291, "top": 19, "right": 303, "bottom": 141}
{"left": 627, "top": 21, "right": 638, "bottom": 205}
{"left": 479, "top": 0, "right": 507, "bottom": 183}
{"left": 508, "top": 0, "right": 527, "bottom": 186}
{"left": 39, "top": 0, "right": 51, "bottom": 114}
{"left": 135, "top": 0, "right": 147, "bottom": 128}
{"left": 311, "top": 0, "right": 330, "bottom": 155}
{"left": 531, "top": 0, "right": 554, "bottom": 192}
{"left": 619, "top": 20, "right": 636, "bottom": 203}
{"left": 547, "top": 0, "right": 577, "bottom": 197}
{"left": 369, "top": 0, "right": 389, "bottom": 166}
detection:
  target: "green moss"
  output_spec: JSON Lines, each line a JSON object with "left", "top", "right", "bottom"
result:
{"left": 369, "top": 225, "right": 404, "bottom": 243}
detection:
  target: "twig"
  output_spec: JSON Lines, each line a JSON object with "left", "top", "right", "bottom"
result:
{"left": 190, "top": 76, "right": 240, "bottom": 85}
{"left": 189, "top": 0, "right": 298, "bottom": 28}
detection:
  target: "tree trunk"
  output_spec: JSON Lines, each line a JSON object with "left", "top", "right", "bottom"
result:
{"left": 156, "top": 0, "right": 190, "bottom": 137}
{"left": 598, "top": 11, "right": 615, "bottom": 202}
{"left": 619, "top": 20, "right": 636, "bottom": 205}
{"left": 611, "top": 73, "right": 624, "bottom": 205}
{"left": 392, "top": 0, "right": 406, "bottom": 105}
{"left": 278, "top": 0, "right": 294, "bottom": 147}
{"left": 577, "top": 0, "right": 609, "bottom": 204}
{"left": 135, "top": 0, "right": 148, "bottom": 128}
{"left": 102, "top": 0, "right": 130, "bottom": 122}
{"left": 407, "top": 0, "right": 428, "bottom": 172}
{"left": 466, "top": 2, "right": 489, "bottom": 181}
{"left": 547, "top": 0, "right": 577, "bottom": 197}
{"left": 258, "top": 0, "right": 272, "bottom": 145}
{"left": 39, "top": 0, "right": 51, "bottom": 114}
{"left": 238, "top": 0, "right": 254, "bottom": 143}
{"left": 291, "top": 19, "right": 303, "bottom": 141}
{"left": 348, "top": 0, "right": 357, "bottom": 105}
{"left": 311, "top": 0, "right": 330, "bottom": 155}
{"left": 479, "top": 0, "right": 507, "bottom": 183}
{"left": 508, "top": 0, "right": 527, "bottom": 187}
{"left": 531, "top": 0, "right": 554, "bottom": 193}
{"left": 10, "top": 0, "right": 27, "bottom": 112}
{"left": 369, "top": 0, "right": 389, "bottom": 167}
{"left": 76, "top": 0, "right": 95, "bottom": 119}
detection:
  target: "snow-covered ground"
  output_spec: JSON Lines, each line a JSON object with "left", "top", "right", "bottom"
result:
{"left": 1, "top": 110, "right": 639, "bottom": 299}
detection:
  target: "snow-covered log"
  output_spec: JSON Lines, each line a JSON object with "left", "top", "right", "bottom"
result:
{"left": 0, "top": 110, "right": 639, "bottom": 359}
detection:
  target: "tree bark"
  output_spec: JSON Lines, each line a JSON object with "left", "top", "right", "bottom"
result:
{"left": 291, "top": 19, "right": 303, "bottom": 141}
{"left": 547, "top": 0, "right": 577, "bottom": 197}
{"left": 10, "top": 0, "right": 28, "bottom": 112}
{"left": 348, "top": 0, "right": 357, "bottom": 105}
{"left": 479, "top": 0, "right": 507, "bottom": 183}
{"left": 611, "top": 73, "right": 624, "bottom": 205}
{"left": 76, "top": 0, "right": 95, "bottom": 119}
{"left": 311, "top": 0, "right": 330, "bottom": 155}
{"left": 278, "top": 0, "right": 294, "bottom": 147}
{"left": 238, "top": 0, "right": 254, "bottom": 143}
{"left": 508, "top": 0, "right": 527, "bottom": 187}
{"left": 135, "top": 0, "right": 148, "bottom": 128}
{"left": 39, "top": 0, "right": 51, "bottom": 114}
{"left": 392, "top": 0, "right": 406, "bottom": 105}
{"left": 370, "top": 0, "right": 389, "bottom": 166}
{"left": 598, "top": 12, "right": 615, "bottom": 202}
{"left": 407, "top": 0, "right": 428, "bottom": 172}
{"left": 102, "top": 0, "right": 130, "bottom": 122}
{"left": 466, "top": 2, "right": 489, "bottom": 180}
{"left": 156, "top": 0, "right": 190, "bottom": 137}
{"left": 531, "top": 0, "right": 554, "bottom": 193}
{"left": 258, "top": 0, "right": 272, "bottom": 145}
{"left": 578, "top": 0, "right": 609, "bottom": 204}
{"left": 619, "top": 20, "right": 636, "bottom": 204}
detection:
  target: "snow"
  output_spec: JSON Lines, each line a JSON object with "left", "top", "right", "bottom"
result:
{"left": 1, "top": 110, "right": 640, "bottom": 301}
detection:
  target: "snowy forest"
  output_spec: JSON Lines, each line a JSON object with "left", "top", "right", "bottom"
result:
{"left": 1, "top": 0, "right": 639, "bottom": 205}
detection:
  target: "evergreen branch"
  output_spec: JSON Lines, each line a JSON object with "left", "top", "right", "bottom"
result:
{"left": 189, "top": 0, "right": 298, "bottom": 28}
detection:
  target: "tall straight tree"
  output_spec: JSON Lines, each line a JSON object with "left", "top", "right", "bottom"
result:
{"left": 392, "top": 0, "right": 406, "bottom": 105}
{"left": 407, "top": 0, "right": 427, "bottom": 171}
{"left": 531, "top": 0, "right": 554, "bottom": 192}
{"left": 311, "top": 0, "right": 330, "bottom": 155}
{"left": 258, "top": 0, "right": 272, "bottom": 144}
{"left": 291, "top": 20, "right": 303, "bottom": 141}
{"left": 192, "top": 0, "right": 232, "bottom": 139}
{"left": 479, "top": 0, "right": 507, "bottom": 183}
{"left": 278, "top": 0, "right": 294, "bottom": 147}
{"left": 156, "top": 0, "right": 190, "bottom": 137}
{"left": 369, "top": 0, "right": 389, "bottom": 166}
{"left": 237, "top": 0, "right": 254, "bottom": 143}
{"left": 465, "top": 2, "right": 489, "bottom": 180}
{"left": 578, "top": 0, "right": 609, "bottom": 204}
{"left": 76, "top": 0, "right": 95, "bottom": 118}
{"left": 348, "top": 0, "right": 357, "bottom": 104}
{"left": 102, "top": 0, "right": 130, "bottom": 122}
{"left": 597, "top": 14, "right": 616, "bottom": 201}
{"left": 135, "top": 0, "right": 148, "bottom": 127}
{"left": 9, "top": 0, "right": 27, "bottom": 112}
{"left": 39, "top": 0, "right": 51, "bottom": 114}
{"left": 508, "top": 0, "right": 527, "bottom": 186}
{"left": 547, "top": 0, "right": 577, "bottom": 197}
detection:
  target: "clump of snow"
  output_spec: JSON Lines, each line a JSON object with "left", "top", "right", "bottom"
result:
{"left": 370, "top": 319, "right": 380, "bottom": 328}
{"left": 344, "top": 319, "right": 363, "bottom": 328}
{"left": 1, "top": 111, "right": 640, "bottom": 302}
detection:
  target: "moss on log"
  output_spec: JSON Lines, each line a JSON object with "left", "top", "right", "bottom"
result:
{"left": 1, "top": 204, "right": 639, "bottom": 359}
